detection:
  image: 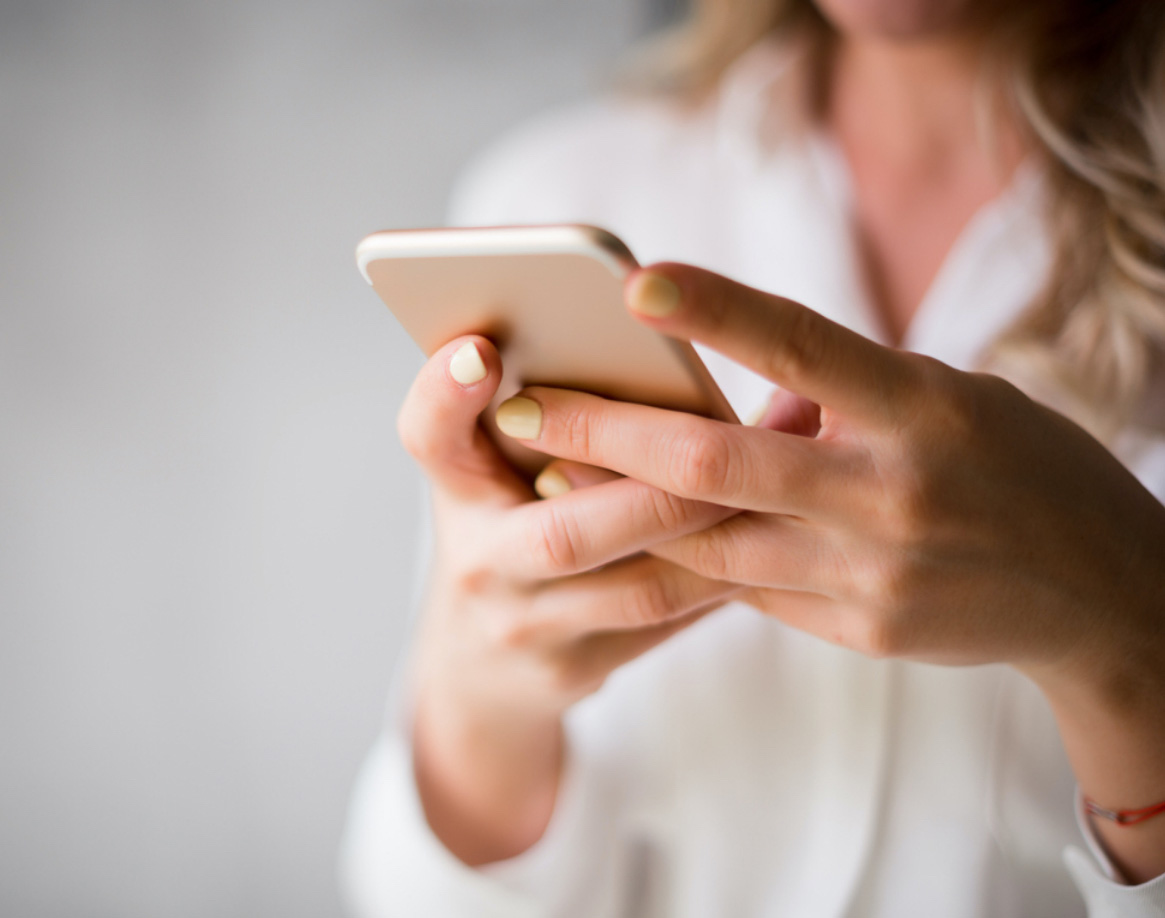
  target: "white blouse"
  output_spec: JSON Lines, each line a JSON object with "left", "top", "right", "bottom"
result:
{"left": 340, "top": 43, "right": 1165, "bottom": 918}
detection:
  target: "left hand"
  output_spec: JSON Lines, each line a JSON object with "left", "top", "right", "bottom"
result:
{"left": 495, "top": 263, "right": 1165, "bottom": 680}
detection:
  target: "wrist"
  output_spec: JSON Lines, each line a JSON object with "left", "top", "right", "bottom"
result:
{"left": 1022, "top": 568, "right": 1165, "bottom": 883}
{"left": 1029, "top": 560, "right": 1165, "bottom": 718}
{"left": 411, "top": 673, "right": 564, "bottom": 866}
{"left": 1026, "top": 482, "right": 1165, "bottom": 702}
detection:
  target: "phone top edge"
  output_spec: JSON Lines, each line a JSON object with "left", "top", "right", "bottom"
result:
{"left": 355, "top": 224, "right": 638, "bottom": 284}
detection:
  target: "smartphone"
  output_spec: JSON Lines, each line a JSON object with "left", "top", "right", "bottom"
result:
{"left": 356, "top": 224, "right": 737, "bottom": 474}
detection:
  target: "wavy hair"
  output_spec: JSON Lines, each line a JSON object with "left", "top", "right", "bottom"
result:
{"left": 625, "top": 0, "right": 1165, "bottom": 436}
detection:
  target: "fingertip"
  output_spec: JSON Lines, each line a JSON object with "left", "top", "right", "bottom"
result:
{"left": 401, "top": 335, "right": 503, "bottom": 441}
{"left": 443, "top": 334, "right": 502, "bottom": 387}
{"left": 626, "top": 267, "right": 683, "bottom": 319}
{"left": 449, "top": 340, "right": 487, "bottom": 386}
{"left": 463, "top": 333, "right": 500, "bottom": 363}
{"left": 535, "top": 460, "right": 623, "bottom": 497}
{"left": 495, "top": 395, "right": 543, "bottom": 440}
{"left": 533, "top": 465, "right": 573, "bottom": 499}
{"left": 398, "top": 335, "right": 529, "bottom": 502}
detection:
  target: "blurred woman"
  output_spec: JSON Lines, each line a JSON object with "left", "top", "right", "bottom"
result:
{"left": 342, "top": 1, "right": 1165, "bottom": 914}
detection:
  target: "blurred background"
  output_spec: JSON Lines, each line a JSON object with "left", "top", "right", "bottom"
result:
{"left": 0, "top": 1, "right": 679, "bottom": 915}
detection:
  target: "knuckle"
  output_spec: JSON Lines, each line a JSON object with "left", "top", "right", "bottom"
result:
{"left": 451, "top": 562, "right": 497, "bottom": 598}
{"left": 483, "top": 610, "right": 537, "bottom": 652}
{"left": 528, "top": 504, "right": 585, "bottom": 575}
{"left": 853, "top": 614, "right": 907, "bottom": 660}
{"left": 669, "top": 425, "right": 740, "bottom": 498}
{"left": 766, "top": 305, "right": 828, "bottom": 390}
{"left": 637, "top": 484, "right": 694, "bottom": 534}
{"left": 882, "top": 472, "right": 938, "bottom": 547}
{"left": 975, "top": 370, "right": 1025, "bottom": 406}
{"left": 851, "top": 554, "right": 913, "bottom": 609}
{"left": 701, "top": 272, "right": 734, "bottom": 327}
{"left": 560, "top": 402, "right": 600, "bottom": 463}
{"left": 877, "top": 380, "right": 977, "bottom": 546}
{"left": 890, "top": 352, "right": 942, "bottom": 417}
{"left": 934, "top": 368, "right": 981, "bottom": 443}
{"left": 908, "top": 357, "right": 983, "bottom": 446}
{"left": 621, "top": 576, "right": 676, "bottom": 629}
{"left": 545, "top": 655, "right": 606, "bottom": 699}
{"left": 687, "top": 530, "right": 732, "bottom": 581}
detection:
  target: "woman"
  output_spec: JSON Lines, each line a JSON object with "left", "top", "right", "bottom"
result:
{"left": 342, "top": 0, "right": 1165, "bottom": 914}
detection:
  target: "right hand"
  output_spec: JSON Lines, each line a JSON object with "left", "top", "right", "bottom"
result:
{"left": 400, "top": 335, "right": 741, "bottom": 865}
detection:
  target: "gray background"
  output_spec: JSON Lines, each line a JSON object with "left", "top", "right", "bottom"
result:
{"left": 0, "top": 2, "right": 669, "bottom": 915}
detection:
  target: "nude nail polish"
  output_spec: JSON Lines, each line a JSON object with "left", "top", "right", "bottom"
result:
{"left": 496, "top": 397, "right": 542, "bottom": 440}
{"left": 628, "top": 272, "right": 681, "bottom": 317}
{"left": 534, "top": 467, "right": 572, "bottom": 498}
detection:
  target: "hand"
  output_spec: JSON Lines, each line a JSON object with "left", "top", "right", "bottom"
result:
{"left": 398, "top": 334, "right": 740, "bottom": 864}
{"left": 496, "top": 263, "right": 1162, "bottom": 671}
{"left": 496, "top": 263, "right": 1165, "bottom": 879}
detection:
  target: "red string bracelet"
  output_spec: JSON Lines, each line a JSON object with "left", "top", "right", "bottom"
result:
{"left": 1085, "top": 796, "right": 1165, "bottom": 827}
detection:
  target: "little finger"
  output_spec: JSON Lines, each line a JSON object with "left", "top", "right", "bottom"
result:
{"left": 530, "top": 553, "right": 742, "bottom": 637}
{"left": 498, "top": 475, "right": 739, "bottom": 580}
{"left": 649, "top": 513, "right": 841, "bottom": 596}
{"left": 533, "top": 460, "right": 622, "bottom": 499}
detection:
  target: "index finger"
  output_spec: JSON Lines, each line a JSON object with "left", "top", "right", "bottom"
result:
{"left": 626, "top": 264, "right": 921, "bottom": 422}
{"left": 495, "top": 387, "right": 858, "bottom": 516}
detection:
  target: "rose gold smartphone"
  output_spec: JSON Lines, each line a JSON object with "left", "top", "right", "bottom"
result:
{"left": 356, "top": 224, "right": 737, "bottom": 474}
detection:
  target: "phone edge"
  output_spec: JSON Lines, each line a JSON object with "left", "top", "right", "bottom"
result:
{"left": 356, "top": 224, "right": 638, "bottom": 284}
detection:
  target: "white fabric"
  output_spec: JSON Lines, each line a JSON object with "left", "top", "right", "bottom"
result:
{"left": 340, "top": 43, "right": 1165, "bottom": 918}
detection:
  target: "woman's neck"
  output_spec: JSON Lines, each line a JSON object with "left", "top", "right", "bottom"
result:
{"left": 822, "top": 33, "right": 1028, "bottom": 344}
{"left": 827, "top": 34, "right": 1021, "bottom": 176}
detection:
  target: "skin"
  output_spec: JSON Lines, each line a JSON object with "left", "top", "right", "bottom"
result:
{"left": 403, "top": 0, "right": 1165, "bottom": 885}
{"left": 402, "top": 335, "right": 741, "bottom": 864}
{"left": 515, "top": 265, "right": 1165, "bottom": 882}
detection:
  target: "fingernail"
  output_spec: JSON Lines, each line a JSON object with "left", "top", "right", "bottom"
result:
{"left": 449, "top": 341, "right": 487, "bottom": 386}
{"left": 628, "top": 271, "right": 681, "bottom": 318}
{"left": 534, "top": 467, "right": 572, "bottom": 499}
{"left": 496, "top": 396, "right": 542, "bottom": 440}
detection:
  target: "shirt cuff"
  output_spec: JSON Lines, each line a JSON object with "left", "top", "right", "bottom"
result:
{"left": 339, "top": 733, "right": 542, "bottom": 918}
{"left": 340, "top": 710, "right": 625, "bottom": 918}
{"left": 1062, "top": 788, "right": 1165, "bottom": 917}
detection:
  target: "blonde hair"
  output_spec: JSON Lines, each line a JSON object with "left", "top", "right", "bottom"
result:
{"left": 626, "top": 0, "right": 1165, "bottom": 436}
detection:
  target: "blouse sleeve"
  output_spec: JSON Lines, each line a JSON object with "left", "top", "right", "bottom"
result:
{"left": 337, "top": 492, "right": 639, "bottom": 917}
{"left": 1064, "top": 817, "right": 1165, "bottom": 918}
{"left": 338, "top": 702, "right": 634, "bottom": 918}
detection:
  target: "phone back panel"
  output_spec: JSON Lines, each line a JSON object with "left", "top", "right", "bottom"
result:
{"left": 358, "top": 225, "right": 736, "bottom": 474}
